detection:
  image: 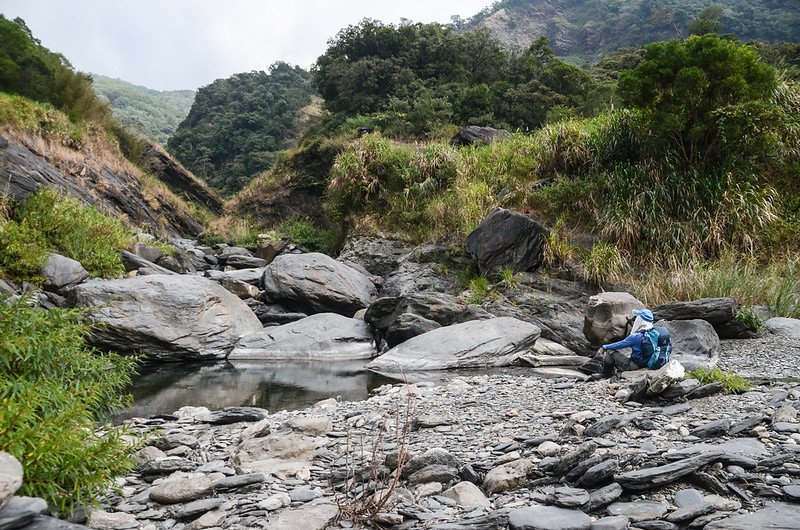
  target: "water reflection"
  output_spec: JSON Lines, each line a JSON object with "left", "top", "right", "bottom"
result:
{"left": 119, "top": 360, "right": 395, "bottom": 421}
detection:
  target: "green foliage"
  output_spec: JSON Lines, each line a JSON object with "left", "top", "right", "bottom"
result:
{"left": 277, "top": 218, "right": 337, "bottom": 254}
{"left": 92, "top": 75, "right": 195, "bottom": 144}
{"left": 312, "top": 21, "right": 595, "bottom": 137}
{"left": 0, "top": 189, "right": 134, "bottom": 282}
{"left": 687, "top": 367, "right": 753, "bottom": 394}
{"left": 0, "top": 16, "right": 111, "bottom": 125}
{"left": 0, "top": 297, "right": 137, "bottom": 514}
{"left": 618, "top": 34, "right": 778, "bottom": 170}
{"left": 500, "top": 267, "right": 522, "bottom": 289}
{"left": 544, "top": 219, "right": 574, "bottom": 269}
{"left": 168, "top": 63, "right": 315, "bottom": 194}
{"left": 688, "top": 5, "right": 725, "bottom": 36}
{"left": 0, "top": 92, "right": 86, "bottom": 147}
{"left": 735, "top": 306, "right": 765, "bottom": 332}
{"left": 467, "top": 276, "right": 494, "bottom": 304}
{"left": 581, "top": 242, "right": 628, "bottom": 288}
{"left": 466, "top": 1, "right": 800, "bottom": 60}
{"left": 200, "top": 216, "right": 261, "bottom": 248}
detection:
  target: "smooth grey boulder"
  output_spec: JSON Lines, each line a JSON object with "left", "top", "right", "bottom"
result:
{"left": 450, "top": 126, "right": 510, "bottom": 147}
{"left": 262, "top": 253, "right": 377, "bottom": 316}
{"left": 0, "top": 452, "right": 23, "bottom": 510}
{"left": 765, "top": 317, "right": 800, "bottom": 339}
{"left": 705, "top": 503, "right": 800, "bottom": 529}
{"left": 653, "top": 297, "right": 757, "bottom": 338}
{"left": 225, "top": 254, "right": 268, "bottom": 269}
{"left": 367, "top": 317, "right": 540, "bottom": 373}
{"left": 230, "top": 313, "right": 377, "bottom": 360}
{"left": 508, "top": 505, "right": 592, "bottom": 530}
{"left": 132, "top": 242, "right": 164, "bottom": 264}
{"left": 384, "top": 313, "right": 441, "bottom": 348}
{"left": 71, "top": 275, "right": 262, "bottom": 361}
{"left": 662, "top": 319, "right": 719, "bottom": 370}
{"left": 205, "top": 268, "right": 264, "bottom": 286}
{"left": 41, "top": 253, "right": 89, "bottom": 292}
{"left": 584, "top": 292, "right": 644, "bottom": 347}
{"left": 466, "top": 208, "right": 548, "bottom": 275}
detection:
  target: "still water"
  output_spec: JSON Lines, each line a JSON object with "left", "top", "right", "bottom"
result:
{"left": 119, "top": 360, "right": 398, "bottom": 421}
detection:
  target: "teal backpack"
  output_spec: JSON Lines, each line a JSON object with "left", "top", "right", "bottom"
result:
{"left": 641, "top": 326, "right": 672, "bottom": 369}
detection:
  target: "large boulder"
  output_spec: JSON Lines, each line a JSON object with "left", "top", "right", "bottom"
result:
{"left": 653, "top": 298, "right": 755, "bottom": 339}
{"left": 229, "top": 313, "right": 377, "bottom": 361}
{"left": 336, "top": 236, "right": 415, "bottom": 277}
{"left": 367, "top": 317, "right": 540, "bottom": 373}
{"left": 584, "top": 292, "right": 644, "bottom": 347}
{"left": 662, "top": 319, "right": 720, "bottom": 370}
{"left": 70, "top": 275, "right": 263, "bottom": 361}
{"left": 466, "top": 208, "right": 549, "bottom": 275}
{"left": 41, "top": 253, "right": 88, "bottom": 292}
{"left": 765, "top": 317, "right": 800, "bottom": 339}
{"left": 450, "top": 126, "right": 510, "bottom": 147}
{"left": 262, "top": 253, "right": 377, "bottom": 316}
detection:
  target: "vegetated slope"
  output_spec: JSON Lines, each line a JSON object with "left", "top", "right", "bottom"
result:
{"left": 465, "top": 0, "right": 800, "bottom": 61}
{"left": 92, "top": 74, "right": 195, "bottom": 144}
{"left": 167, "top": 63, "right": 316, "bottom": 195}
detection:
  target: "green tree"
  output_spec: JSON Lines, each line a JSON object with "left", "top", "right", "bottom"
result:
{"left": 618, "top": 34, "right": 777, "bottom": 168}
{"left": 688, "top": 5, "right": 725, "bottom": 36}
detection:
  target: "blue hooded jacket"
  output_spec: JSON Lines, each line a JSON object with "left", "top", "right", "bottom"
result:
{"left": 600, "top": 309, "right": 654, "bottom": 367}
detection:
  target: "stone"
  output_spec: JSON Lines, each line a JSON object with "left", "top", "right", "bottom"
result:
{"left": 774, "top": 404, "right": 799, "bottom": 423}
{"left": 607, "top": 501, "right": 668, "bottom": 523}
{"left": 686, "top": 382, "right": 724, "bottom": 399}
{"left": 183, "top": 510, "right": 226, "bottom": 530}
{"left": 41, "top": 253, "right": 88, "bottom": 291}
{"left": 765, "top": 317, "right": 800, "bottom": 339}
{"left": 531, "top": 339, "right": 578, "bottom": 357}
{"left": 784, "top": 485, "right": 800, "bottom": 499}
{"left": 674, "top": 489, "right": 704, "bottom": 508}
{"left": 70, "top": 275, "right": 262, "bottom": 361}
{"left": 665, "top": 502, "right": 715, "bottom": 523}
{"left": 132, "top": 243, "right": 164, "bottom": 264}
{"left": 219, "top": 277, "right": 260, "bottom": 299}
{"left": 262, "top": 253, "right": 377, "bottom": 316}
{"left": 591, "top": 516, "right": 630, "bottom": 530}
{"left": 224, "top": 254, "right": 267, "bottom": 269}
{"left": 614, "top": 451, "right": 724, "bottom": 491}
{"left": 170, "top": 498, "right": 224, "bottom": 519}
{"left": 0, "top": 496, "right": 48, "bottom": 530}
{"left": 138, "top": 457, "right": 195, "bottom": 475}
{"left": 365, "top": 293, "right": 489, "bottom": 339}
{"left": 584, "top": 293, "right": 644, "bottom": 347}
{"left": 409, "top": 465, "right": 458, "bottom": 484}
{"left": 581, "top": 483, "right": 623, "bottom": 512}
{"left": 576, "top": 459, "right": 618, "bottom": 488}
{"left": 385, "top": 313, "right": 441, "bottom": 348}
{"left": 662, "top": 320, "right": 720, "bottom": 370}
{"left": 553, "top": 487, "right": 590, "bottom": 508}
{"left": 133, "top": 446, "right": 167, "bottom": 468}
{"left": 585, "top": 417, "right": 625, "bottom": 438}
{"left": 508, "top": 505, "right": 592, "bottom": 530}
{"left": 233, "top": 432, "right": 314, "bottom": 476}
{"left": 647, "top": 361, "right": 685, "bottom": 395}
{"left": 262, "top": 500, "right": 338, "bottom": 530}
{"left": 368, "top": 317, "right": 540, "bottom": 372}
{"left": 194, "top": 407, "right": 268, "bottom": 424}
{"left": 0, "top": 452, "right": 23, "bottom": 510}
{"left": 120, "top": 250, "right": 177, "bottom": 276}
{"left": 450, "top": 126, "right": 510, "bottom": 147}
{"left": 690, "top": 419, "right": 730, "bottom": 438}
{"left": 429, "top": 512, "right": 509, "bottom": 530}
{"left": 439, "top": 481, "right": 490, "bottom": 508}
{"left": 204, "top": 268, "right": 263, "bottom": 286}
{"left": 85, "top": 510, "right": 138, "bottom": 530}
{"left": 288, "top": 487, "right": 321, "bottom": 503}
{"left": 653, "top": 298, "right": 738, "bottom": 328}
{"left": 538, "top": 441, "right": 562, "bottom": 457}
{"left": 244, "top": 300, "right": 306, "bottom": 326}
{"left": 466, "top": 208, "right": 548, "bottom": 275}
{"left": 24, "top": 515, "right": 91, "bottom": 529}
{"left": 403, "top": 448, "right": 461, "bottom": 477}
{"left": 212, "top": 473, "right": 264, "bottom": 491}
{"left": 520, "top": 355, "right": 588, "bottom": 368}
{"left": 336, "top": 236, "right": 414, "bottom": 277}
{"left": 282, "top": 416, "right": 331, "bottom": 436}
{"left": 149, "top": 475, "right": 214, "bottom": 504}
{"left": 553, "top": 442, "right": 597, "bottom": 477}
{"left": 483, "top": 458, "right": 535, "bottom": 494}
{"left": 230, "top": 313, "right": 376, "bottom": 360}
{"left": 705, "top": 503, "right": 800, "bottom": 529}
{"left": 661, "top": 379, "right": 701, "bottom": 400}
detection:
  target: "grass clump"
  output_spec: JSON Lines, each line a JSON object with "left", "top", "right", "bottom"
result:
{"left": 277, "top": 218, "right": 337, "bottom": 254}
{"left": 734, "top": 307, "right": 765, "bottom": 333}
{"left": 0, "top": 296, "right": 137, "bottom": 514}
{"left": 582, "top": 242, "right": 628, "bottom": 289}
{"left": 467, "top": 276, "right": 494, "bottom": 304}
{"left": 200, "top": 215, "right": 261, "bottom": 247}
{"left": 0, "top": 188, "right": 134, "bottom": 282}
{"left": 500, "top": 267, "right": 522, "bottom": 289}
{"left": 0, "top": 92, "right": 86, "bottom": 147}
{"left": 687, "top": 367, "right": 754, "bottom": 394}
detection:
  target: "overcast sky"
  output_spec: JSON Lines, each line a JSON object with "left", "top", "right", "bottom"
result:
{"left": 1, "top": 0, "right": 491, "bottom": 91}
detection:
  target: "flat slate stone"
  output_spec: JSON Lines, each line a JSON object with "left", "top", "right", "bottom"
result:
{"left": 508, "top": 505, "right": 592, "bottom": 530}
{"left": 615, "top": 451, "right": 723, "bottom": 491}
{"left": 194, "top": 407, "right": 268, "bottom": 425}
{"left": 590, "top": 516, "right": 630, "bottom": 530}
{"left": 0, "top": 496, "right": 48, "bottom": 530}
{"left": 705, "top": 503, "right": 800, "bottom": 529}
{"left": 665, "top": 501, "right": 715, "bottom": 523}
{"left": 171, "top": 498, "right": 224, "bottom": 519}
{"left": 607, "top": 501, "right": 668, "bottom": 523}
{"left": 674, "top": 489, "right": 704, "bottom": 508}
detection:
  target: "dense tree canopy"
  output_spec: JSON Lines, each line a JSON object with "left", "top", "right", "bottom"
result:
{"left": 167, "top": 63, "right": 315, "bottom": 194}
{"left": 312, "top": 20, "right": 595, "bottom": 136}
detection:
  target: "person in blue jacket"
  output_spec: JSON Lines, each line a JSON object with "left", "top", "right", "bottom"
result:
{"left": 597, "top": 308, "right": 654, "bottom": 377}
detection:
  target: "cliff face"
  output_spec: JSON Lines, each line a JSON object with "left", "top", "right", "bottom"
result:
{"left": 0, "top": 128, "right": 204, "bottom": 237}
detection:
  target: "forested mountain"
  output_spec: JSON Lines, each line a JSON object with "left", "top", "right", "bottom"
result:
{"left": 462, "top": 0, "right": 800, "bottom": 61}
{"left": 92, "top": 75, "right": 195, "bottom": 144}
{"left": 167, "top": 63, "right": 315, "bottom": 194}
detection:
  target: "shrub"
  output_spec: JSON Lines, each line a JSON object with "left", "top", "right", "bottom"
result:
{"left": 687, "top": 367, "right": 753, "bottom": 394}
{"left": 582, "top": 242, "right": 627, "bottom": 289}
{"left": 0, "top": 297, "right": 137, "bottom": 514}
{"left": 735, "top": 307, "right": 765, "bottom": 333}
{"left": 0, "top": 189, "right": 134, "bottom": 282}
{"left": 277, "top": 218, "right": 337, "bottom": 254}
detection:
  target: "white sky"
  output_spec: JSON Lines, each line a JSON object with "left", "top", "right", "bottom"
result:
{"left": 0, "top": 0, "right": 492, "bottom": 91}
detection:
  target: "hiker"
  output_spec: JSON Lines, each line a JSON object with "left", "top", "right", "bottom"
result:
{"left": 597, "top": 308, "right": 661, "bottom": 377}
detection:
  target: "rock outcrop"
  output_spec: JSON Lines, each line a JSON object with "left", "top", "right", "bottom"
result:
{"left": 662, "top": 319, "right": 720, "bottom": 370}
{"left": 367, "top": 317, "right": 540, "bottom": 372}
{"left": 466, "top": 208, "right": 548, "bottom": 275}
{"left": 70, "top": 275, "right": 262, "bottom": 361}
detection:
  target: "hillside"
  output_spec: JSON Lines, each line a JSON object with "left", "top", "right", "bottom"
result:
{"left": 92, "top": 74, "right": 195, "bottom": 144}
{"left": 167, "top": 63, "right": 316, "bottom": 195}
{"left": 466, "top": 0, "right": 800, "bottom": 61}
